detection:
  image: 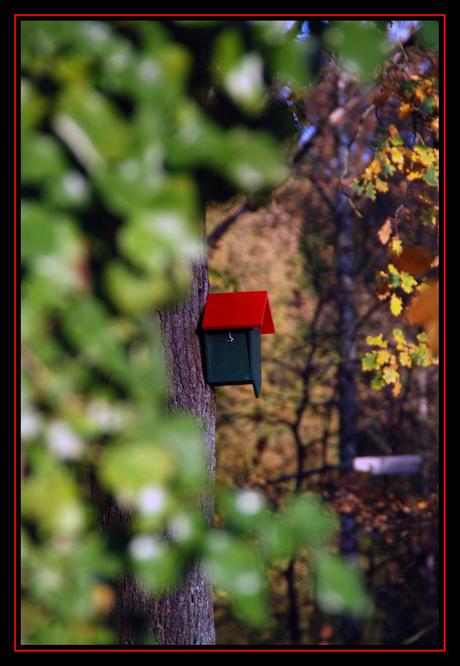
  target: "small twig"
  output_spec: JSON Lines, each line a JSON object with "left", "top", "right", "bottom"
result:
{"left": 207, "top": 199, "right": 259, "bottom": 247}
{"left": 339, "top": 103, "right": 375, "bottom": 185}
{"left": 401, "top": 621, "right": 439, "bottom": 646}
{"left": 267, "top": 461, "right": 351, "bottom": 485}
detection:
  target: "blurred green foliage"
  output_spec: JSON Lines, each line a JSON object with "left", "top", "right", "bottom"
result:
{"left": 18, "top": 18, "right": 414, "bottom": 644}
{"left": 323, "top": 20, "right": 391, "bottom": 80}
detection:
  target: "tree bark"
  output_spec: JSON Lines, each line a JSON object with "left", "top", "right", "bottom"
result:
{"left": 105, "top": 229, "right": 217, "bottom": 645}
{"left": 154, "top": 253, "right": 217, "bottom": 646}
{"left": 336, "top": 193, "right": 358, "bottom": 470}
{"left": 336, "top": 195, "right": 363, "bottom": 646}
{"left": 335, "top": 187, "right": 362, "bottom": 647}
{"left": 333, "top": 101, "right": 361, "bottom": 643}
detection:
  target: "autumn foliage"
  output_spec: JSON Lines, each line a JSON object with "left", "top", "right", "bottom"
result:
{"left": 207, "top": 27, "right": 440, "bottom": 646}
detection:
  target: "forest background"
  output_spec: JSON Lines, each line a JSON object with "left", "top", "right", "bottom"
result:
{"left": 19, "top": 18, "right": 441, "bottom": 647}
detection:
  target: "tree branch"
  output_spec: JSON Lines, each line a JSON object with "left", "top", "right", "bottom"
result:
{"left": 207, "top": 199, "right": 260, "bottom": 247}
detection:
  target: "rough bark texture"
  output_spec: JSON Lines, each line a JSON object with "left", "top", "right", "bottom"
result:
{"left": 333, "top": 107, "right": 361, "bottom": 644}
{"left": 335, "top": 189, "right": 361, "bottom": 646}
{"left": 157, "top": 257, "right": 217, "bottom": 503}
{"left": 154, "top": 255, "right": 217, "bottom": 646}
{"left": 104, "top": 238, "right": 217, "bottom": 645}
{"left": 336, "top": 193, "right": 358, "bottom": 470}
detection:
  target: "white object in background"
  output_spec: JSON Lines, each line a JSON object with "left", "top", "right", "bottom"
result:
{"left": 352, "top": 455, "right": 422, "bottom": 475}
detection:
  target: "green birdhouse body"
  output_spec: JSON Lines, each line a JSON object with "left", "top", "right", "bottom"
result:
{"left": 202, "top": 291, "right": 274, "bottom": 398}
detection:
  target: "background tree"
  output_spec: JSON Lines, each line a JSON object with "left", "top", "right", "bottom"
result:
{"left": 206, "top": 19, "right": 440, "bottom": 646}
{"left": 19, "top": 18, "right": 440, "bottom": 647}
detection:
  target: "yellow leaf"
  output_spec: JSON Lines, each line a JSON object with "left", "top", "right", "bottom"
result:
{"left": 365, "top": 159, "right": 382, "bottom": 178}
{"left": 398, "top": 102, "right": 412, "bottom": 120}
{"left": 375, "top": 178, "right": 389, "bottom": 193}
{"left": 400, "top": 271, "right": 417, "bottom": 294}
{"left": 388, "top": 238, "right": 403, "bottom": 257}
{"left": 383, "top": 365, "right": 399, "bottom": 385}
{"left": 392, "top": 379, "right": 402, "bottom": 396}
{"left": 377, "top": 218, "right": 392, "bottom": 245}
{"left": 376, "top": 349, "right": 391, "bottom": 366}
{"left": 389, "top": 146, "right": 405, "bottom": 166}
{"left": 390, "top": 293, "right": 403, "bottom": 316}
{"left": 393, "top": 328, "right": 406, "bottom": 347}
{"left": 366, "top": 333, "right": 387, "bottom": 348}
{"left": 399, "top": 350, "right": 412, "bottom": 367}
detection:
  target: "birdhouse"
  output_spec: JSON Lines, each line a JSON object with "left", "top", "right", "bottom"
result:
{"left": 202, "top": 291, "right": 275, "bottom": 398}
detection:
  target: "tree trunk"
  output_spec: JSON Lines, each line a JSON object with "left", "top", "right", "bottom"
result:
{"left": 334, "top": 107, "right": 361, "bottom": 644}
{"left": 106, "top": 229, "right": 217, "bottom": 645}
{"left": 154, "top": 254, "right": 217, "bottom": 646}
{"left": 335, "top": 195, "right": 362, "bottom": 646}
{"left": 336, "top": 193, "right": 358, "bottom": 470}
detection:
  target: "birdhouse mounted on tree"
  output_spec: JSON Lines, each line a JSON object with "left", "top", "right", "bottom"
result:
{"left": 202, "top": 291, "right": 275, "bottom": 398}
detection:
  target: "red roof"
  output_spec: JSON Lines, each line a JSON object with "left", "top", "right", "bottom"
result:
{"left": 202, "top": 291, "right": 275, "bottom": 334}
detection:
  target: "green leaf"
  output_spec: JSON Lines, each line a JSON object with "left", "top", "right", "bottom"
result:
{"left": 362, "top": 352, "right": 378, "bottom": 371}
{"left": 20, "top": 78, "right": 48, "bottom": 133}
{"left": 371, "top": 372, "right": 385, "bottom": 390}
{"left": 374, "top": 176, "right": 389, "bottom": 193}
{"left": 410, "top": 343, "right": 431, "bottom": 367}
{"left": 104, "top": 260, "right": 189, "bottom": 313}
{"left": 312, "top": 550, "right": 374, "bottom": 618}
{"left": 380, "top": 160, "right": 396, "bottom": 177}
{"left": 349, "top": 179, "right": 365, "bottom": 195}
{"left": 365, "top": 181, "right": 376, "bottom": 200}
{"left": 99, "top": 440, "right": 177, "bottom": 505}
{"left": 389, "top": 133, "right": 404, "bottom": 146}
{"left": 205, "top": 531, "right": 270, "bottom": 628}
{"left": 118, "top": 207, "right": 200, "bottom": 273}
{"left": 324, "top": 21, "right": 390, "bottom": 80}
{"left": 21, "top": 132, "right": 67, "bottom": 184}
{"left": 162, "top": 413, "right": 205, "bottom": 490}
{"left": 393, "top": 328, "right": 407, "bottom": 347}
{"left": 62, "top": 296, "right": 130, "bottom": 385}
{"left": 21, "top": 448, "right": 86, "bottom": 537}
{"left": 99, "top": 413, "right": 203, "bottom": 505}
{"left": 55, "top": 84, "right": 133, "bottom": 169}
{"left": 284, "top": 493, "right": 336, "bottom": 547}
{"left": 271, "top": 35, "right": 312, "bottom": 89}
{"left": 23, "top": 214, "right": 88, "bottom": 302}
{"left": 400, "top": 270, "right": 417, "bottom": 294}
{"left": 129, "top": 534, "right": 183, "bottom": 592}
{"left": 421, "top": 97, "right": 438, "bottom": 115}
{"left": 21, "top": 201, "right": 57, "bottom": 263}
{"left": 212, "top": 27, "right": 265, "bottom": 113}
{"left": 166, "top": 99, "right": 228, "bottom": 171}
{"left": 224, "top": 128, "right": 289, "bottom": 192}
{"left": 257, "top": 514, "right": 302, "bottom": 560}
{"left": 418, "top": 21, "right": 440, "bottom": 50}
{"left": 422, "top": 163, "right": 439, "bottom": 187}
{"left": 387, "top": 264, "right": 401, "bottom": 288}
{"left": 21, "top": 528, "right": 120, "bottom": 644}
{"left": 219, "top": 488, "right": 267, "bottom": 534}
